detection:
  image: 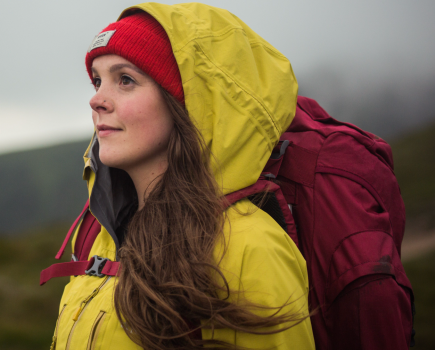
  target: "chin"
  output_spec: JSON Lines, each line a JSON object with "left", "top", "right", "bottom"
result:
{"left": 98, "top": 147, "right": 126, "bottom": 169}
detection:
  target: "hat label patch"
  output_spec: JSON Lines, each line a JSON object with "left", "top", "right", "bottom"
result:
{"left": 88, "top": 30, "right": 116, "bottom": 52}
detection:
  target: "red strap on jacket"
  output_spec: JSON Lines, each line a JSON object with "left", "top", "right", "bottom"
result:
{"left": 40, "top": 258, "right": 120, "bottom": 285}
{"left": 55, "top": 200, "right": 89, "bottom": 260}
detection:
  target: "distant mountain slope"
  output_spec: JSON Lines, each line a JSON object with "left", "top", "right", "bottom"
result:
{"left": 0, "top": 140, "right": 89, "bottom": 234}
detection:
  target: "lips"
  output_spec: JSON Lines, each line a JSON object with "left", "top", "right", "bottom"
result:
{"left": 97, "top": 124, "right": 122, "bottom": 137}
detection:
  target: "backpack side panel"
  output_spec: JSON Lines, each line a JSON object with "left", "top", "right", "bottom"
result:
{"left": 278, "top": 96, "right": 414, "bottom": 350}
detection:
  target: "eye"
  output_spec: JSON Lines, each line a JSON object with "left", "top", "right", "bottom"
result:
{"left": 121, "top": 75, "right": 134, "bottom": 86}
{"left": 92, "top": 77, "right": 101, "bottom": 89}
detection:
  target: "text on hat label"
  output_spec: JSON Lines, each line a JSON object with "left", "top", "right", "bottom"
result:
{"left": 88, "top": 30, "right": 116, "bottom": 53}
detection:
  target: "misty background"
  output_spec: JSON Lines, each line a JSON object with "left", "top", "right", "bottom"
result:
{"left": 0, "top": 1, "right": 434, "bottom": 349}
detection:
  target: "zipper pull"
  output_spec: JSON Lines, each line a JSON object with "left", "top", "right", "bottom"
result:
{"left": 72, "top": 288, "right": 97, "bottom": 321}
{"left": 50, "top": 335, "right": 56, "bottom": 350}
{"left": 72, "top": 306, "right": 83, "bottom": 322}
{"left": 71, "top": 277, "right": 109, "bottom": 322}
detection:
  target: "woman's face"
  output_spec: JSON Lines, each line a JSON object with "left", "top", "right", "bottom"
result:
{"left": 90, "top": 54, "right": 174, "bottom": 173}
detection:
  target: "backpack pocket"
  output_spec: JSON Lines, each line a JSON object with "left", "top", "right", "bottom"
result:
{"left": 325, "top": 229, "right": 398, "bottom": 305}
{"left": 86, "top": 311, "right": 107, "bottom": 350}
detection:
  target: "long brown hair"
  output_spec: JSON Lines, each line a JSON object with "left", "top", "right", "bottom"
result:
{"left": 114, "top": 87, "right": 307, "bottom": 349}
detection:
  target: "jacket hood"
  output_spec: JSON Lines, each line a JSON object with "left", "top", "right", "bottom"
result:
{"left": 83, "top": 2, "right": 298, "bottom": 251}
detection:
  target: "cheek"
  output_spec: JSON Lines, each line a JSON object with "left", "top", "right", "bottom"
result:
{"left": 132, "top": 113, "right": 174, "bottom": 153}
{"left": 97, "top": 85, "right": 175, "bottom": 170}
{"left": 123, "top": 96, "right": 173, "bottom": 145}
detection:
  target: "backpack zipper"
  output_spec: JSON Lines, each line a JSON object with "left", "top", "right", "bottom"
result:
{"left": 65, "top": 276, "right": 111, "bottom": 350}
{"left": 50, "top": 304, "right": 67, "bottom": 350}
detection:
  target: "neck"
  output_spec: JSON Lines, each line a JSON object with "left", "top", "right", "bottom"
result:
{"left": 126, "top": 157, "right": 168, "bottom": 211}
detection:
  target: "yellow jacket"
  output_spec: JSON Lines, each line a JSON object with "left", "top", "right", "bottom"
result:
{"left": 53, "top": 2, "right": 315, "bottom": 349}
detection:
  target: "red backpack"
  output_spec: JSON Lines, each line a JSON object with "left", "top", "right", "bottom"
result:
{"left": 41, "top": 96, "right": 415, "bottom": 349}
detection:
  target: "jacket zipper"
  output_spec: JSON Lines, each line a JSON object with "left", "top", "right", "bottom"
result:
{"left": 50, "top": 304, "right": 67, "bottom": 350}
{"left": 86, "top": 311, "right": 107, "bottom": 350}
{"left": 65, "top": 276, "right": 111, "bottom": 350}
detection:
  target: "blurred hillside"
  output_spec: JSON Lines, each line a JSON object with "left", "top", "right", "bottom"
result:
{"left": 0, "top": 225, "right": 71, "bottom": 349}
{"left": 0, "top": 141, "right": 88, "bottom": 234}
{"left": 391, "top": 122, "right": 435, "bottom": 232}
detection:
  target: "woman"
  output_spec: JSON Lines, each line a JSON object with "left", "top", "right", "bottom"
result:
{"left": 52, "top": 3, "right": 315, "bottom": 349}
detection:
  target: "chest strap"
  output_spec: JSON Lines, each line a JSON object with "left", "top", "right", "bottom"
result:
{"left": 40, "top": 255, "right": 120, "bottom": 286}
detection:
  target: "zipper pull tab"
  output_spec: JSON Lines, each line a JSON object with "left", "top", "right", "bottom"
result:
{"left": 72, "top": 306, "right": 82, "bottom": 322}
{"left": 71, "top": 277, "right": 110, "bottom": 322}
{"left": 50, "top": 335, "right": 57, "bottom": 350}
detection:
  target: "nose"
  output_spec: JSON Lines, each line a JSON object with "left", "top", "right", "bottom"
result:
{"left": 89, "top": 87, "right": 114, "bottom": 114}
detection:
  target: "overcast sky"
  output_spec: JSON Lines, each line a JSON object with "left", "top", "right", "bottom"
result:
{"left": 1, "top": 0, "right": 434, "bottom": 154}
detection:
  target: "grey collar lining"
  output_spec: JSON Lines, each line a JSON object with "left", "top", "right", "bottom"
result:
{"left": 88, "top": 137, "right": 138, "bottom": 257}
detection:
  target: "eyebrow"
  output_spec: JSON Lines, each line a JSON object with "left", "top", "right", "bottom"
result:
{"left": 109, "top": 63, "right": 147, "bottom": 76}
{"left": 91, "top": 63, "right": 148, "bottom": 77}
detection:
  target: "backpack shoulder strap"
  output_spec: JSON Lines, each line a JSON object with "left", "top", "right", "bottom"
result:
{"left": 55, "top": 200, "right": 90, "bottom": 260}
{"left": 225, "top": 177, "right": 298, "bottom": 247}
{"left": 73, "top": 209, "right": 102, "bottom": 261}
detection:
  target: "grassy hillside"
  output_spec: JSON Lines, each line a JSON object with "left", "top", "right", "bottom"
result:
{"left": 390, "top": 121, "right": 435, "bottom": 230}
{"left": 0, "top": 140, "right": 89, "bottom": 234}
{"left": 404, "top": 250, "right": 435, "bottom": 348}
{"left": 0, "top": 225, "right": 71, "bottom": 349}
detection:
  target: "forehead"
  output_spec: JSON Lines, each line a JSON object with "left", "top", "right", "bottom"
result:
{"left": 91, "top": 54, "right": 147, "bottom": 77}
{"left": 92, "top": 54, "right": 130, "bottom": 67}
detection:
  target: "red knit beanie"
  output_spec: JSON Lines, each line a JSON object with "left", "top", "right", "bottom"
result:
{"left": 85, "top": 12, "right": 184, "bottom": 104}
